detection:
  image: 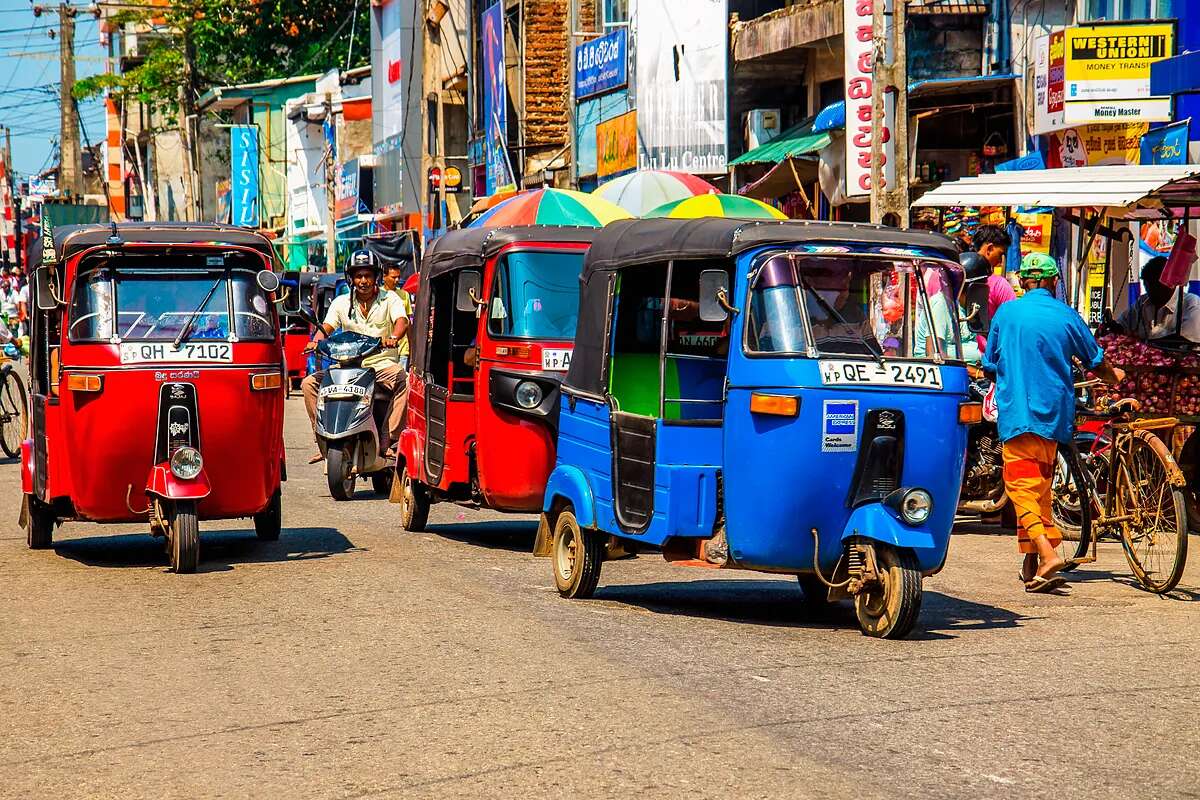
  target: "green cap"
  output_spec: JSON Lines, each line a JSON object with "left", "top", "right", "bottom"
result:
{"left": 1018, "top": 252, "right": 1060, "bottom": 280}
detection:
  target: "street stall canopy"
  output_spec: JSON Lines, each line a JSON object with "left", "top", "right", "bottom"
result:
{"left": 911, "top": 165, "right": 1200, "bottom": 217}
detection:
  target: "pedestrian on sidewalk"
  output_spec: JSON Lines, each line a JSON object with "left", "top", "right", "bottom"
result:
{"left": 981, "top": 253, "right": 1124, "bottom": 593}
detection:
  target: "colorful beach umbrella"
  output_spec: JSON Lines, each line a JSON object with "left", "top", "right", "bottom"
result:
{"left": 468, "top": 188, "right": 632, "bottom": 229}
{"left": 592, "top": 170, "right": 718, "bottom": 216}
{"left": 644, "top": 193, "right": 787, "bottom": 220}
{"left": 468, "top": 188, "right": 523, "bottom": 216}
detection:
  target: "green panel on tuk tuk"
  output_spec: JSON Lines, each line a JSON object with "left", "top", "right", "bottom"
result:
{"left": 608, "top": 353, "right": 680, "bottom": 418}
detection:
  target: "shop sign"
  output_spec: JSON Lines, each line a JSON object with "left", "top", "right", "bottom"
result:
{"left": 575, "top": 28, "right": 627, "bottom": 101}
{"left": 842, "top": 0, "right": 895, "bottom": 198}
{"left": 1140, "top": 119, "right": 1188, "bottom": 165}
{"left": 428, "top": 166, "right": 463, "bottom": 193}
{"left": 335, "top": 159, "right": 361, "bottom": 220}
{"left": 230, "top": 124, "right": 260, "bottom": 228}
{"left": 1046, "top": 122, "right": 1146, "bottom": 168}
{"left": 481, "top": 1, "right": 514, "bottom": 195}
{"left": 1063, "top": 23, "right": 1174, "bottom": 124}
{"left": 1033, "top": 31, "right": 1066, "bottom": 134}
{"left": 1015, "top": 212, "right": 1052, "bottom": 257}
{"left": 633, "top": 0, "right": 728, "bottom": 174}
{"left": 597, "top": 110, "right": 637, "bottom": 178}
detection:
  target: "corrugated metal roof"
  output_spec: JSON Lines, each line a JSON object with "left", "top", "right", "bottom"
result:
{"left": 729, "top": 120, "right": 830, "bottom": 166}
{"left": 911, "top": 165, "right": 1200, "bottom": 215}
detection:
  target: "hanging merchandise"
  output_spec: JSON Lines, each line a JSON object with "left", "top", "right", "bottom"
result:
{"left": 981, "top": 132, "right": 1008, "bottom": 158}
{"left": 1162, "top": 218, "right": 1196, "bottom": 288}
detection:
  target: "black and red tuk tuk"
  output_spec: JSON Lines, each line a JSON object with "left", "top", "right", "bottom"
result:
{"left": 396, "top": 226, "right": 598, "bottom": 529}
{"left": 20, "top": 222, "right": 291, "bottom": 573}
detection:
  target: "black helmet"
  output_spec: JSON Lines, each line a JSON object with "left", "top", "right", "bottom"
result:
{"left": 960, "top": 251, "right": 992, "bottom": 285}
{"left": 345, "top": 249, "right": 381, "bottom": 281}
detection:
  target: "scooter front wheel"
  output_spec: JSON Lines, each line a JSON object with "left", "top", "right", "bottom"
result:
{"left": 854, "top": 545, "right": 921, "bottom": 639}
{"left": 327, "top": 446, "right": 355, "bottom": 501}
{"left": 167, "top": 500, "right": 199, "bottom": 574}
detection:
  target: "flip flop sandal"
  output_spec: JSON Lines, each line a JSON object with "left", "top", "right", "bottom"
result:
{"left": 1025, "top": 575, "right": 1068, "bottom": 593}
{"left": 308, "top": 453, "right": 325, "bottom": 464}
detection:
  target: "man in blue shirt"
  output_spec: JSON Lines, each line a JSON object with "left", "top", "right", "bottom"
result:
{"left": 982, "top": 253, "right": 1124, "bottom": 592}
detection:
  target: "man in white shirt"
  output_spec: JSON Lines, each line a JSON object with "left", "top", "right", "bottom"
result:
{"left": 1116, "top": 256, "right": 1200, "bottom": 343}
{"left": 301, "top": 251, "right": 410, "bottom": 463}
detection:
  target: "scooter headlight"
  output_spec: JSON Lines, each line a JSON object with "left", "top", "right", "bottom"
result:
{"left": 169, "top": 446, "right": 204, "bottom": 480}
{"left": 899, "top": 489, "right": 933, "bottom": 525}
{"left": 515, "top": 380, "right": 543, "bottom": 409}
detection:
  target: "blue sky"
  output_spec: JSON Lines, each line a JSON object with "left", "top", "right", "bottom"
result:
{"left": 0, "top": 0, "right": 107, "bottom": 177}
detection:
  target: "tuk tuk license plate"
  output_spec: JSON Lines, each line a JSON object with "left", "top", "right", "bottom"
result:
{"left": 819, "top": 360, "right": 942, "bottom": 389}
{"left": 542, "top": 349, "right": 572, "bottom": 372}
{"left": 120, "top": 342, "right": 233, "bottom": 364}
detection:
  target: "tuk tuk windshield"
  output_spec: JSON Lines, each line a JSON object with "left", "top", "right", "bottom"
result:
{"left": 746, "top": 252, "right": 963, "bottom": 361}
{"left": 68, "top": 265, "right": 275, "bottom": 342}
{"left": 487, "top": 250, "right": 584, "bottom": 340}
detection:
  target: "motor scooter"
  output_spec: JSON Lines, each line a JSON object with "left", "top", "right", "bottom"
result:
{"left": 313, "top": 329, "right": 396, "bottom": 500}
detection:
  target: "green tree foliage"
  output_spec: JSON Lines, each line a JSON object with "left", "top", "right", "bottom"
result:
{"left": 75, "top": 0, "right": 370, "bottom": 115}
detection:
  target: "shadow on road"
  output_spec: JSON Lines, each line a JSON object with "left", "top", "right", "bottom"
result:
{"left": 50, "top": 526, "right": 357, "bottom": 572}
{"left": 592, "top": 580, "right": 1026, "bottom": 638}
{"left": 425, "top": 519, "right": 539, "bottom": 552}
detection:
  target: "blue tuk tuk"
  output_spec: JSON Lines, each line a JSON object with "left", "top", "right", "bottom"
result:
{"left": 533, "top": 218, "right": 975, "bottom": 638}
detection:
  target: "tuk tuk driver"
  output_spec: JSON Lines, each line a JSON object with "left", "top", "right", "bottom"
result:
{"left": 301, "top": 250, "right": 410, "bottom": 464}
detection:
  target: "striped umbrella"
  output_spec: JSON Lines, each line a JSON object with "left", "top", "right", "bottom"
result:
{"left": 468, "top": 188, "right": 632, "bottom": 229}
{"left": 592, "top": 170, "right": 718, "bottom": 216}
{"left": 645, "top": 193, "right": 787, "bottom": 220}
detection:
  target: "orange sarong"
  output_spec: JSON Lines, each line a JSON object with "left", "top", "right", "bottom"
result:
{"left": 1001, "top": 433, "right": 1062, "bottom": 554}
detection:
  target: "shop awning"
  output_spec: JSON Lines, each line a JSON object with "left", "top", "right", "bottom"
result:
{"left": 737, "top": 156, "right": 821, "bottom": 203}
{"left": 729, "top": 120, "right": 830, "bottom": 167}
{"left": 812, "top": 73, "right": 1019, "bottom": 133}
{"left": 911, "top": 165, "right": 1200, "bottom": 216}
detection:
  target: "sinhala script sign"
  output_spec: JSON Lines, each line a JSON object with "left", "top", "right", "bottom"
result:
{"left": 843, "top": 0, "right": 895, "bottom": 198}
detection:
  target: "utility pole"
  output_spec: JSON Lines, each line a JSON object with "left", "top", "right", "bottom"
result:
{"left": 58, "top": 3, "right": 82, "bottom": 199}
{"left": 323, "top": 93, "right": 337, "bottom": 274}
{"left": 178, "top": 27, "right": 198, "bottom": 221}
{"left": 4, "top": 127, "right": 20, "bottom": 270}
{"left": 870, "top": 0, "right": 909, "bottom": 228}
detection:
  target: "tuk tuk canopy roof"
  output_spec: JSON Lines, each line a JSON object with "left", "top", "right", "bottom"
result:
{"left": 910, "top": 165, "right": 1200, "bottom": 217}
{"left": 411, "top": 225, "right": 601, "bottom": 374}
{"left": 565, "top": 218, "right": 960, "bottom": 399}
{"left": 37, "top": 222, "right": 277, "bottom": 266}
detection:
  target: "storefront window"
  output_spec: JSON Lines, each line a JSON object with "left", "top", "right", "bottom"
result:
{"left": 602, "top": 0, "right": 628, "bottom": 25}
{"left": 1084, "top": 0, "right": 1168, "bottom": 19}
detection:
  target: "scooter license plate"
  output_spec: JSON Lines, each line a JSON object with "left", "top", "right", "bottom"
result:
{"left": 319, "top": 383, "right": 368, "bottom": 399}
{"left": 120, "top": 342, "right": 232, "bottom": 364}
{"left": 818, "top": 360, "right": 943, "bottom": 389}
{"left": 542, "top": 348, "right": 572, "bottom": 372}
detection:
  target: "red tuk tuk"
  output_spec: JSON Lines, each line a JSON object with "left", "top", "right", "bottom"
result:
{"left": 396, "top": 226, "right": 598, "bottom": 530}
{"left": 20, "top": 222, "right": 289, "bottom": 573}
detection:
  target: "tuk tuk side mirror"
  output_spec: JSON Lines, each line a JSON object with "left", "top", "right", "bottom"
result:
{"left": 297, "top": 302, "right": 321, "bottom": 328}
{"left": 699, "top": 269, "right": 731, "bottom": 322}
{"left": 456, "top": 271, "right": 483, "bottom": 313}
{"left": 280, "top": 269, "right": 302, "bottom": 315}
{"left": 256, "top": 269, "right": 281, "bottom": 294}
{"left": 35, "top": 265, "right": 62, "bottom": 311}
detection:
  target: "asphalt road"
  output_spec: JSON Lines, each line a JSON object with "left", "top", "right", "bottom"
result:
{"left": 2, "top": 398, "right": 1198, "bottom": 799}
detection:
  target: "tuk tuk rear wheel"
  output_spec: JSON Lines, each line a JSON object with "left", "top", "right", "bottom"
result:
{"left": 552, "top": 508, "right": 602, "bottom": 599}
{"left": 327, "top": 446, "right": 355, "bottom": 501}
{"left": 853, "top": 545, "right": 922, "bottom": 639}
{"left": 167, "top": 500, "right": 199, "bottom": 574}
{"left": 25, "top": 496, "right": 54, "bottom": 550}
{"left": 254, "top": 489, "right": 281, "bottom": 541}
{"left": 399, "top": 467, "right": 429, "bottom": 532}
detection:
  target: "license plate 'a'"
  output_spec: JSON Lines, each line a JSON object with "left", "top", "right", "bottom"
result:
{"left": 818, "top": 359, "right": 942, "bottom": 389}
{"left": 542, "top": 348, "right": 572, "bottom": 372}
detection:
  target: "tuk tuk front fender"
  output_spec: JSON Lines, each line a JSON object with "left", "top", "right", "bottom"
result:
{"left": 839, "top": 503, "right": 935, "bottom": 551}
{"left": 146, "top": 463, "right": 213, "bottom": 501}
{"left": 543, "top": 465, "right": 595, "bottom": 528}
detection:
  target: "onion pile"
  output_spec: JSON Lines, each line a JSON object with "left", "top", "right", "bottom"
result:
{"left": 1093, "top": 334, "right": 1200, "bottom": 417}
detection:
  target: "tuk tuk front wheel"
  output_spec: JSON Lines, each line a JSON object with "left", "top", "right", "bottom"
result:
{"left": 552, "top": 508, "right": 603, "bottom": 599}
{"left": 25, "top": 496, "right": 54, "bottom": 550}
{"left": 853, "top": 545, "right": 922, "bottom": 639}
{"left": 399, "top": 467, "right": 429, "bottom": 532}
{"left": 167, "top": 500, "right": 199, "bottom": 574}
{"left": 327, "top": 446, "right": 355, "bottom": 501}
{"left": 254, "top": 489, "right": 281, "bottom": 541}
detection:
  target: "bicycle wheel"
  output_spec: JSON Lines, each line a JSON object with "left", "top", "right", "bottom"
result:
{"left": 1117, "top": 431, "right": 1188, "bottom": 594}
{"left": 1050, "top": 446, "right": 1091, "bottom": 567}
{"left": 0, "top": 369, "right": 28, "bottom": 459}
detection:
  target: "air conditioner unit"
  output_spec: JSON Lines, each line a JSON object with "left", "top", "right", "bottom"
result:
{"left": 744, "top": 109, "right": 782, "bottom": 151}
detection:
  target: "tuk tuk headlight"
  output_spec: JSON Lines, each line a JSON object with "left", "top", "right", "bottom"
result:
{"left": 899, "top": 489, "right": 933, "bottom": 525}
{"left": 515, "top": 380, "right": 543, "bottom": 409}
{"left": 169, "top": 446, "right": 204, "bottom": 480}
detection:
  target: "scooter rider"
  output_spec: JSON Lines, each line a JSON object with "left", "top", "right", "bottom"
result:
{"left": 301, "top": 250, "right": 410, "bottom": 464}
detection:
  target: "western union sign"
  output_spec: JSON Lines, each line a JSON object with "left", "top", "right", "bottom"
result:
{"left": 1063, "top": 22, "right": 1174, "bottom": 124}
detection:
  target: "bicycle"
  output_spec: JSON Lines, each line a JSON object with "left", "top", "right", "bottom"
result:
{"left": 1052, "top": 393, "right": 1188, "bottom": 594}
{"left": 0, "top": 352, "right": 27, "bottom": 459}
